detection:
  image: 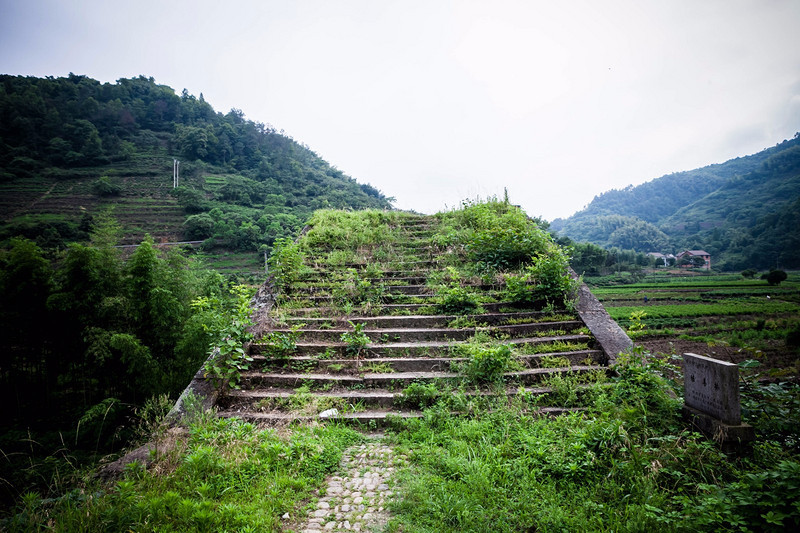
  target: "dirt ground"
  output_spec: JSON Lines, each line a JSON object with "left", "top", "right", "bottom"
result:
{"left": 639, "top": 336, "right": 800, "bottom": 381}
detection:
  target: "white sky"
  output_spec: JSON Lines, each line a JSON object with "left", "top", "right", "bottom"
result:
{"left": 1, "top": 0, "right": 799, "bottom": 221}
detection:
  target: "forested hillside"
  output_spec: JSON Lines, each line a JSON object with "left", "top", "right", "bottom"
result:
{"left": 0, "top": 73, "right": 393, "bottom": 508}
{"left": 551, "top": 135, "right": 800, "bottom": 270}
{"left": 0, "top": 74, "right": 392, "bottom": 256}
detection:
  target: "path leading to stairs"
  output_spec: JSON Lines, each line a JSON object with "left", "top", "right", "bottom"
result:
{"left": 297, "top": 437, "right": 407, "bottom": 532}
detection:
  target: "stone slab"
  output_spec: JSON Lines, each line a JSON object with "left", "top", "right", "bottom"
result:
{"left": 571, "top": 269, "right": 633, "bottom": 364}
{"left": 682, "top": 404, "right": 755, "bottom": 454}
{"left": 683, "top": 352, "right": 741, "bottom": 425}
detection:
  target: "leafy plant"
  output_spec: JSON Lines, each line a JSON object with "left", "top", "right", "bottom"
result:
{"left": 361, "top": 362, "right": 393, "bottom": 373}
{"left": 340, "top": 321, "right": 370, "bottom": 356}
{"left": 398, "top": 382, "right": 443, "bottom": 409}
{"left": 457, "top": 343, "right": 518, "bottom": 384}
{"left": 199, "top": 285, "right": 255, "bottom": 389}
{"left": 435, "top": 284, "right": 483, "bottom": 315}
{"left": 259, "top": 325, "right": 302, "bottom": 359}
{"left": 268, "top": 237, "right": 306, "bottom": 291}
{"left": 333, "top": 268, "right": 385, "bottom": 308}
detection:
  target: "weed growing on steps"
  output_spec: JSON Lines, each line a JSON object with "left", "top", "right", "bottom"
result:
{"left": 360, "top": 362, "right": 394, "bottom": 374}
{"left": 500, "top": 248, "right": 579, "bottom": 310}
{"left": 198, "top": 285, "right": 255, "bottom": 390}
{"left": 435, "top": 285, "right": 485, "bottom": 315}
{"left": 397, "top": 382, "right": 444, "bottom": 409}
{"left": 332, "top": 268, "right": 386, "bottom": 309}
{"left": 516, "top": 340, "right": 591, "bottom": 354}
{"left": 253, "top": 385, "right": 361, "bottom": 415}
{"left": 449, "top": 333, "right": 523, "bottom": 384}
{"left": 340, "top": 321, "right": 370, "bottom": 357}
{"left": 258, "top": 325, "right": 302, "bottom": 360}
{"left": 267, "top": 236, "right": 307, "bottom": 292}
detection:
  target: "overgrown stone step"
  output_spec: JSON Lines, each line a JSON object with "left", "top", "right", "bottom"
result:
{"left": 216, "top": 409, "right": 425, "bottom": 425}
{"left": 217, "top": 406, "right": 586, "bottom": 426}
{"left": 268, "top": 321, "right": 584, "bottom": 343}
{"left": 276, "top": 302, "right": 562, "bottom": 317}
{"left": 281, "top": 293, "right": 437, "bottom": 305}
{"left": 291, "top": 276, "right": 429, "bottom": 288}
{"left": 221, "top": 383, "right": 594, "bottom": 410}
{"left": 307, "top": 259, "right": 443, "bottom": 270}
{"left": 298, "top": 270, "right": 435, "bottom": 281}
{"left": 304, "top": 247, "right": 440, "bottom": 262}
{"left": 286, "top": 282, "right": 510, "bottom": 297}
{"left": 252, "top": 333, "right": 593, "bottom": 358}
{"left": 282, "top": 311, "right": 575, "bottom": 328}
{"left": 238, "top": 365, "right": 604, "bottom": 389}
{"left": 286, "top": 284, "right": 436, "bottom": 296}
{"left": 253, "top": 349, "right": 604, "bottom": 374}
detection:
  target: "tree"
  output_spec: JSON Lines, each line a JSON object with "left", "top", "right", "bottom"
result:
{"left": 184, "top": 213, "right": 215, "bottom": 240}
{"left": 763, "top": 269, "right": 788, "bottom": 285}
{"left": 91, "top": 176, "right": 121, "bottom": 196}
{"left": 741, "top": 268, "right": 758, "bottom": 278}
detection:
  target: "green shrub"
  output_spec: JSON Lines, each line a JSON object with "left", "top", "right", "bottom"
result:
{"left": 399, "top": 382, "right": 443, "bottom": 409}
{"left": 435, "top": 285, "right": 483, "bottom": 315}
{"left": 763, "top": 269, "right": 788, "bottom": 285}
{"left": 198, "top": 285, "right": 255, "bottom": 389}
{"left": 268, "top": 237, "right": 305, "bottom": 291}
{"left": 458, "top": 343, "right": 517, "bottom": 384}
{"left": 91, "top": 176, "right": 121, "bottom": 196}
{"left": 501, "top": 248, "right": 577, "bottom": 309}
{"left": 259, "top": 326, "right": 301, "bottom": 359}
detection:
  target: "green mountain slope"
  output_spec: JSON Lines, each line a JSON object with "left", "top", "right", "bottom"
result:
{"left": 0, "top": 74, "right": 392, "bottom": 260}
{"left": 552, "top": 135, "right": 800, "bottom": 270}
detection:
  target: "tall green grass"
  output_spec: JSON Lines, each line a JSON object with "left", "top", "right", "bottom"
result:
{"left": 383, "top": 353, "right": 800, "bottom": 532}
{"left": 2, "top": 403, "right": 362, "bottom": 532}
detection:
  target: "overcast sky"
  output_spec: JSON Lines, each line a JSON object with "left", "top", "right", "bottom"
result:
{"left": 2, "top": 0, "right": 799, "bottom": 220}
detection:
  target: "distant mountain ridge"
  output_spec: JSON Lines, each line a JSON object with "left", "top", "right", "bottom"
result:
{"left": 551, "top": 134, "right": 800, "bottom": 270}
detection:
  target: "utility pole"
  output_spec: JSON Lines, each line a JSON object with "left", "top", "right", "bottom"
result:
{"left": 173, "top": 159, "right": 180, "bottom": 188}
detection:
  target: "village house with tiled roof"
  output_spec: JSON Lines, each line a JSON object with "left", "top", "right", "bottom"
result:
{"left": 677, "top": 250, "right": 711, "bottom": 270}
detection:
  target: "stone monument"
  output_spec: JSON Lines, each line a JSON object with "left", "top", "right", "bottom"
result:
{"left": 682, "top": 353, "right": 755, "bottom": 453}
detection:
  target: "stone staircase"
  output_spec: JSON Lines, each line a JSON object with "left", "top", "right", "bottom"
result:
{"left": 215, "top": 213, "right": 629, "bottom": 424}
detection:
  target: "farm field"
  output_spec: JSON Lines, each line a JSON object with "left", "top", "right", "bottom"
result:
{"left": 588, "top": 272, "right": 800, "bottom": 377}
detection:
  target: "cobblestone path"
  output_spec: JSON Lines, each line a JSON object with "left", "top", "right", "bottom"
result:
{"left": 299, "top": 439, "right": 406, "bottom": 532}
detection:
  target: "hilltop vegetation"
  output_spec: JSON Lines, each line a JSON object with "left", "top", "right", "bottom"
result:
{"left": 552, "top": 135, "right": 800, "bottom": 270}
{"left": 0, "top": 73, "right": 392, "bottom": 257}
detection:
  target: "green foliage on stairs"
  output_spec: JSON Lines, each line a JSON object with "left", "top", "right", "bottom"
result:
{"left": 199, "top": 285, "right": 255, "bottom": 389}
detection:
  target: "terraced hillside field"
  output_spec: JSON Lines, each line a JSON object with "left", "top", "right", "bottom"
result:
{"left": 211, "top": 203, "right": 631, "bottom": 423}
{"left": 592, "top": 273, "right": 800, "bottom": 376}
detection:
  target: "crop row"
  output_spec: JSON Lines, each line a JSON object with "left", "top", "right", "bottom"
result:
{"left": 607, "top": 299, "right": 800, "bottom": 321}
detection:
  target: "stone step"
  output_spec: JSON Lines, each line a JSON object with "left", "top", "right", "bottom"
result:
{"left": 308, "top": 259, "right": 443, "bottom": 270}
{"left": 304, "top": 247, "right": 440, "bottom": 262}
{"left": 281, "top": 311, "right": 574, "bottom": 329}
{"left": 254, "top": 349, "right": 604, "bottom": 374}
{"left": 217, "top": 409, "right": 425, "bottom": 425}
{"left": 221, "top": 384, "right": 594, "bottom": 410}
{"left": 252, "top": 333, "right": 593, "bottom": 357}
{"left": 217, "top": 406, "right": 586, "bottom": 426}
{"left": 286, "top": 284, "right": 436, "bottom": 296}
{"left": 281, "top": 293, "right": 437, "bottom": 304}
{"left": 298, "top": 270, "right": 433, "bottom": 281}
{"left": 266, "top": 321, "right": 584, "bottom": 343}
{"left": 238, "top": 365, "right": 603, "bottom": 388}
{"left": 277, "top": 302, "right": 561, "bottom": 317}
